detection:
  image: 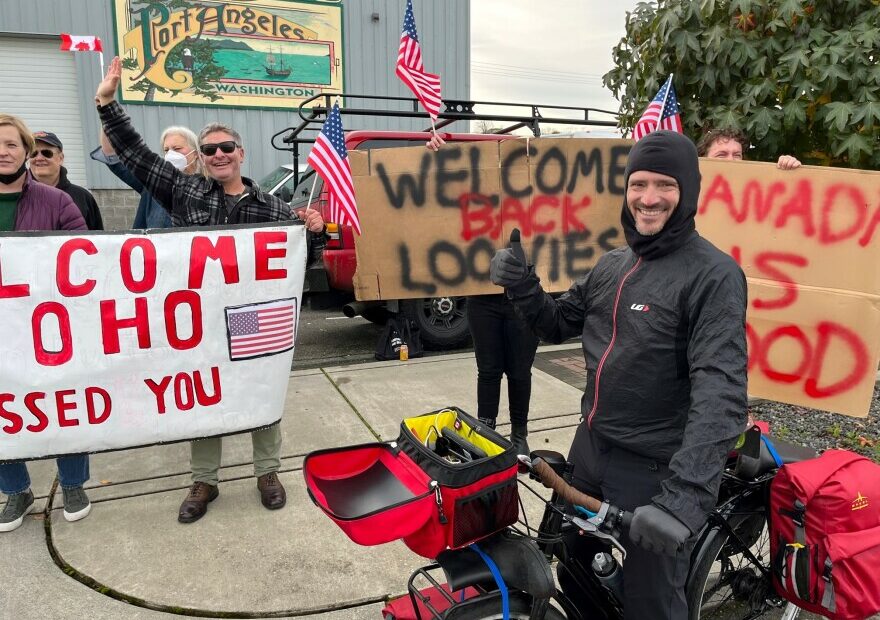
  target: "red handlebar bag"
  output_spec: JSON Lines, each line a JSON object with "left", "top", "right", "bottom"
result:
{"left": 304, "top": 442, "right": 437, "bottom": 547}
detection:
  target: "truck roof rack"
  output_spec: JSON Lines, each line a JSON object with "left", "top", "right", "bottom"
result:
{"left": 270, "top": 92, "right": 619, "bottom": 175}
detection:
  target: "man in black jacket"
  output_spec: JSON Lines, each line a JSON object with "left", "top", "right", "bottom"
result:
{"left": 490, "top": 130, "right": 748, "bottom": 619}
{"left": 29, "top": 131, "right": 104, "bottom": 230}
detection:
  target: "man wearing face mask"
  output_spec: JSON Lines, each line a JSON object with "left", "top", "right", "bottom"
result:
{"left": 92, "top": 126, "right": 203, "bottom": 229}
{"left": 95, "top": 56, "right": 326, "bottom": 524}
{"left": 490, "top": 131, "right": 748, "bottom": 619}
{"left": 29, "top": 131, "right": 103, "bottom": 230}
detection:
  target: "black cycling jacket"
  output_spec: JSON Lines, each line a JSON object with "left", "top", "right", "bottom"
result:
{"left": 507, "top": 131, "right": 748, "bottom": 533}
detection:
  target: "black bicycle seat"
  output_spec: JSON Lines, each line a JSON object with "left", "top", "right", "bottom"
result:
{"left": 734, "top": 426, "right": 817, "bottom": 479}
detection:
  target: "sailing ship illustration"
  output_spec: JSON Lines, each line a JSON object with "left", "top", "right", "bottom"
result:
{"left": 265, "top": 46, "right": 292, "bottom": 78}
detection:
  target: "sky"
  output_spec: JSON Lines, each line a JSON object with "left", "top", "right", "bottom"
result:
{"left": 470, "top": 0, "right": 640, "bottom": 133}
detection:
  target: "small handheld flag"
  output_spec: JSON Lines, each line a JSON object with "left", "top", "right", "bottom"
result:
{"left": 395, "top": 0, "right": 442, "bottom": 122}
{"left": 306, "top": 102, "right": 360, "bottom": 235}
{"left": 60, "top": 33, "right": 104, "bottom": 74}
{"left": 632, "top": 75, "right": 683, "bottom": 141}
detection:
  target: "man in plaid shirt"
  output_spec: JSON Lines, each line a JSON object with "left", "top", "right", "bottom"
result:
{"left": 96, "top": 56, "right": 325, "bottom": 524}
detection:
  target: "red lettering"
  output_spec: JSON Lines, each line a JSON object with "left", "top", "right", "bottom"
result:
{"left": 254, "top": 231, "right": 288, "bottom": 280}
{"left": 55, "top": 389, "right": 78, "bottom": 427}
{"left": 804, "top": 322, "right": 869, "bottom": 399}
{"left": 85, "top": 387, "right": 111, "bottom": 425}
{"left": 165, "top": 290, "right": 203, "bottom": 350}
{"left": 752, "top": 252, "right": 808, "bottom": 310}
{"left": 0, "top": 394, "right": 23, "bottom": 434}
{"left": 698, "top": 174, "right": 742, "bottom": 221}
{"left": 120, "top": 238, "right": 157, "bottom": 293}
{"left": 56, "top": 238, "right": 97, "bottom": 297}
{"left": 459, "top": 193, "right": 495, "bottom": 241}
{"left": 819, "top": 184, "right": 867, "bottom": 245}
{"left": 145, "top": 375, "right": 172, "bottom": 414}
{"left": 24, "top": 392, "right": 48, "bottom": 432}
{"left": 194, "top": 367, "right": 222, "bottom": 407}
{"left": 758, "top": 326, "right": 812, "bottom": 383}
{"left": 174, "top": 373, "right": 195, "bottom": 411}
{"left": 0, "top": 254, "right": 30, "bottom": 299}
{"left": 500, "top": 197, "right": 530, "bottom": 237}
{"left": 562, "top": 195, "right": 591, "bottom": 234}
{"left": 743, "top": 180, "right": 785, "bottom": 223}
{"left": 858, "top": 201, "right": 880, "bottom": 247}
{"left": 529, "top": 195, "right": 557, "bottom": 234}
{"left": 188, "top": 236, "right": 240, "bottom": 288}
{"left": 100, "top": 297, "right": 151, "bottom": 354}
{"left": 32, "top": 302, "right": 73, "bottom": 366}
{"left": 774, "top": 180, "right": 815, "bottom": 236}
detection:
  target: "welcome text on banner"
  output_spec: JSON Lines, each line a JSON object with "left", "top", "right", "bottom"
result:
{"left": 0, "top": 223, "right": 306, "bottom": 462}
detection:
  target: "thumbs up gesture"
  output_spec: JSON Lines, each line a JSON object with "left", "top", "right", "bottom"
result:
{"left": 490, "top": 228, "right": 529, "bottom": 287}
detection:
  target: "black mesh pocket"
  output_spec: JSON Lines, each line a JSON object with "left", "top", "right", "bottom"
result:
{"left": 451, "top": 479, "right": 519, "bottom": 548}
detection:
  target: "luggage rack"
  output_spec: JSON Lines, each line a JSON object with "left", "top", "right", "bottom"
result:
{"left": 270, "top": 92, "right": 619, "bottom": 186}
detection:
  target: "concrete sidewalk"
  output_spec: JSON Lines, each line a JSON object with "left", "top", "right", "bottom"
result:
{"left": 1, "top": 345, "right": 585, "bottom": 620}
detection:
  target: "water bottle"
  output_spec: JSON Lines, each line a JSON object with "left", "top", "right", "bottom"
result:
{"left": 592, "top": 551, "right": 623, "bottom": 602}
{"left": 390, "top": 329, "right": 402, "bottom": 355}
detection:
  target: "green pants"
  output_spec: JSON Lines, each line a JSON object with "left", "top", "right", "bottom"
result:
{"left": 190, "top": 424, "right": 282, "bottom": 486}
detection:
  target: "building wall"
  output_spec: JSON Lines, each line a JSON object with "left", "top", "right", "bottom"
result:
{"left": 0, "top": 0, "right": 469, "bottom": 203}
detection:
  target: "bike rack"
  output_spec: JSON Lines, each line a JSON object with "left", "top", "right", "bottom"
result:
{"left": 406, "top": 563, "right": 471, "bottom": 620}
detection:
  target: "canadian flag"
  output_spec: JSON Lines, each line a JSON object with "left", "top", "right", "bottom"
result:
{"left": 59, "top": 34, "right": 103, "bottom": 52}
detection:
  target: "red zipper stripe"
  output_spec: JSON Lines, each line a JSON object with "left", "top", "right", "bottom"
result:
{"left": 587, "top": 257, "right": 642, "bottom": 428}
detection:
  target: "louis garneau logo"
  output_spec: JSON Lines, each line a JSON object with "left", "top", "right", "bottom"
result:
{"left": 630, "top": 303, "right": 651, "bottom": 312}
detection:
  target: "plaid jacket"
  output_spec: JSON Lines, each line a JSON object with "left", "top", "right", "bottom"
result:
{"left": 98, "top": 101, "right": 295, "bottom": 227}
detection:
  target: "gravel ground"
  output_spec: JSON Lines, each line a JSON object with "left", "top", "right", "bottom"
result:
{"left": 749, "top": 384, "right": 880, "bottom": 464}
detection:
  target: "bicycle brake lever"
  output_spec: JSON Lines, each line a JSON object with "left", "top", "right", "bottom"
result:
{"left": 571, "top": 515, "right": 628, "bottom": 560}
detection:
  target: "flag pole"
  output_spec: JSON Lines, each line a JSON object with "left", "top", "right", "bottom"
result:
{"left": 304, "top": 173, "right": 319, "bottom": 216}
{"left": 658, "top": 73, "right": 674, "bottom": 123}
{"left": 98, "top": 50, "right": 104, "bottom": 77}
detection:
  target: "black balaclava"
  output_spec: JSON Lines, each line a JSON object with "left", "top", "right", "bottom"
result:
{"left": 0, "top": 162, "right": 27, "bottom": 185}
{"left": 621, "top": 130, "right": 701, "bottom": 260}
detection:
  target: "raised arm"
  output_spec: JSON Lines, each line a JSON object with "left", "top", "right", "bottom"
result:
{"left": 94, "top": 56, "right": 180, "bottom": 211}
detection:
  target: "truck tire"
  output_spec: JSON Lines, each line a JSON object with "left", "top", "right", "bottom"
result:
{"left": 401, "top": 296, "right": 471, "bottom": 350}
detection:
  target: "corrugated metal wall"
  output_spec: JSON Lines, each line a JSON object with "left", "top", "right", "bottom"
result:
{"left": 0, "top": 0, "right": 469, "bottom": 189}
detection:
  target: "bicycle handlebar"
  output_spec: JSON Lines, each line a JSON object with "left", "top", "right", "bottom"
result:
{"left": 531, "top": 458, "right": 602, "bottom": 513}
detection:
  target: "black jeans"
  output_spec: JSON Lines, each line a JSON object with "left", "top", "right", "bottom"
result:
{"left": 561, "top": 425, "right": 695, "bottom": 620}
{"left": 466, "top": 294, "right": 539, "bottom": 426}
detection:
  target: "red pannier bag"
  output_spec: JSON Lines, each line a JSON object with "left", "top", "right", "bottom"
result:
{"left": 769, "top": 449, "right": 880, "bottom": 619}
{"left": 304, "top": 407, "right": 519, "bottom": 559}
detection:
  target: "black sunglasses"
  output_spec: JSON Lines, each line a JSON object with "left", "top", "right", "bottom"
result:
{"left": 29, "top": 148, "right": 56, "bottom": 159}
{"left": 199, "top": 141, "right": 239, "bottom": 156}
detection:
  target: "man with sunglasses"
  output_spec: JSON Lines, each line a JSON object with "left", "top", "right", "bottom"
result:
{"left": 29, "top": 131, "right": 104, "bottom": 230}
{"left": 95, "top": 56, "right": 326, "bottom": 524}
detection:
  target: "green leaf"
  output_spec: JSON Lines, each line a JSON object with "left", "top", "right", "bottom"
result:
{"left": 852, "top": 102, "right": 880, "bottom": 130}
{"left": 856, "top": 28, "right": 880, "bottom": 48}
{"left": 833, "top": 133, "right": 872, "bottom": 165}
{"left": 782, "top": 99, "right": 807, "bottom": 128}
{"left": 824, "top": 101, "right": 856, "bottom": 132}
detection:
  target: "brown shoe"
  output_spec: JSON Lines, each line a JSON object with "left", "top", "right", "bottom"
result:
{"left": 257, "top": 472, "right": 286, "bottom": 510}
{"left": 178, "top": 482, "right": 219, "bottom": 524}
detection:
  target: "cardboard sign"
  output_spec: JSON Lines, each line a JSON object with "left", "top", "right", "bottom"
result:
{"left": 351, "top": 138, "right": 880, "bottom": 418}
{"left": 351, "top": 138, "right": 631, "bottom": 299}
{"left": 0, "top": 224, "right": 306, "bottom": 461}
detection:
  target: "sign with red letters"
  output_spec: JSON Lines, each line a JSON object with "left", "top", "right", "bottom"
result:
{"left": 0, "top": 224, "right": 306, "bottom": 461}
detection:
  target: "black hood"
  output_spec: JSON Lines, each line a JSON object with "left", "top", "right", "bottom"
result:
{"left": 621, "top": 130, "right": 701, "bottom": 260}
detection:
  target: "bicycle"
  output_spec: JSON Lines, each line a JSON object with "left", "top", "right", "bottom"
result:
{"left": 383, "top": 425, "right": 818, "bottom": 620}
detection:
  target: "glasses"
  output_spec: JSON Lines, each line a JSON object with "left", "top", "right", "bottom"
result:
{"left": 29, "top": 148, "right": 56, "bottom": 159}
{"left": 199, "top": 141, "right": 239, "bottom": 156}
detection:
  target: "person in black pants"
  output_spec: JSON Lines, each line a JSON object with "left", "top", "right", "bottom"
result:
{"left": 467, "top": 294, "right": 539, "bottom": 455}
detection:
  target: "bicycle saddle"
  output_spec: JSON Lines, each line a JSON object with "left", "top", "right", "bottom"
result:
{"left": 734, "top": 426, "right": 817, "bottom": 479}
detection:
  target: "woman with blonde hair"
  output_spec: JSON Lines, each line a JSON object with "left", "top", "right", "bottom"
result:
{"left": 92, "top": 125, "right": 203, "bottom": 228}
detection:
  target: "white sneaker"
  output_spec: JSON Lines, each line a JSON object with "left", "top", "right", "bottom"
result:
{"left": 0, "top": 490, "right": 36, "bottom": 532}
{"left": 62, "top": 486, "right": 92, "bottom": 522}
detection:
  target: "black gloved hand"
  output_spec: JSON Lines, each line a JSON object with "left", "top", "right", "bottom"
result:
{"left": 489, "top": 228, "right": 528, "bottom": 287}
{"left": 629, "top": 504, "right": 691, "bottom": 556}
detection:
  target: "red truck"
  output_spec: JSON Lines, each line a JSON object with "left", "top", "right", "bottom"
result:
{"left": 271, "top": 94, "right": 618, "bottom": 349}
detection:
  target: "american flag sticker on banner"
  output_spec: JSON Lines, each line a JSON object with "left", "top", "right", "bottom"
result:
{"left": 225, "top": 298, "right": 297, "bottom": 361}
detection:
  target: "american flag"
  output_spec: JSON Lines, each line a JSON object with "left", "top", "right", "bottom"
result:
{"left": 306, "top": 102, "right": 361, "bottom": 235}
{"left": 632, "top": 75, "right": 683, "bottom": 141}
{"left": 226, "top": 298, "right": 296, "bottom": 361}
{"left": 396, "top": 0, "right": 442, "bottom": 120}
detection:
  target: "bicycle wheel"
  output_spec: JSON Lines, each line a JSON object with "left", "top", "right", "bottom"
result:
{"left": 687, "top": 519, "right": 772, "bottom": 620}
{"left": 444, "top": 591, "right": 567, "bottom": 620}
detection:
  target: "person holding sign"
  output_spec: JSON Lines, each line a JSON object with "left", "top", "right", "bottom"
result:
{"left": 697, "top": 127, "right": 802, "bottom": 170}
{"left": 0, "top": 113, "right": 91, "bottom": 532}
{"left": 490, "top": 131, "right": 748, "bottom": 619}
{"left": 94, "top": 56, "right": 325, "bottom": 524}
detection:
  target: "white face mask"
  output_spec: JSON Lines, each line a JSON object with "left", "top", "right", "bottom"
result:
{"left": 164, "top": 149, "right": 191, "bottom": 171}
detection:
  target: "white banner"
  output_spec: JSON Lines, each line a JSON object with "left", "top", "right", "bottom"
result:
{"left": 0, "top": 223, "right": 306, "bottom": 461}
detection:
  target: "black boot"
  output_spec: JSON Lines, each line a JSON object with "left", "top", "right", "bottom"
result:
{"left": 510, "top": 423, "right": 530, "bottom": 455}
{"left": 478, "top": 416, "right": 496, "bottom": 430}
